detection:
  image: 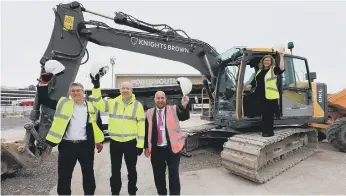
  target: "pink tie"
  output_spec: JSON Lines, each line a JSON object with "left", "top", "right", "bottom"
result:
{"left": 157, "top": 109, "right": 163, "bottom": 145}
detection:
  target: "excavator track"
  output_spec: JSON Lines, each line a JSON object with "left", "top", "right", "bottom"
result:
{"left": 221, "top": 127, "right": 318, "bottom": 183}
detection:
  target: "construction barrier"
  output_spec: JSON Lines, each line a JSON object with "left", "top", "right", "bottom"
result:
{"left": 1, "top": 106, "right": 32, "bottom": 117}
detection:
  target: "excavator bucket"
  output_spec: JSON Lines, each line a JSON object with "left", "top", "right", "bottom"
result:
{"left": 1, "top": 139, "right": 41, "bottom": 175}
{"left": 1, "top": 105, "right": 54, "bottom": 175}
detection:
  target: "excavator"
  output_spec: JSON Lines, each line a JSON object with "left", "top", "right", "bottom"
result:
{"left": 1, "top": 1, "right": 340, "bottom": 184}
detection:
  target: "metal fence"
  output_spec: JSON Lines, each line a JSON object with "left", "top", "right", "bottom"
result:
{"left": 1, "top": 106, "right": 33, "bottom": 117}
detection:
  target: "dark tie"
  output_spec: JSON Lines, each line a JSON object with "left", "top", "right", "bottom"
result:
{"left": 157, "top": 109, "right": 163, "bottom": 145}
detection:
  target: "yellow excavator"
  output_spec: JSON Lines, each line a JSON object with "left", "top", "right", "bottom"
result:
{"left": 3, "top": 1, "right": 344, "bottom": 184}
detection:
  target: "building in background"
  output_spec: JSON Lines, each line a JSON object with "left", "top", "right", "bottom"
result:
{"left": 85, "top": 73, "right": 208, "bottom": 111}
{"left": 1, "top": 87, "right": 36, "bottom": 106}
{"left": 115, "top": 73, "right": 203, "bottom": 88}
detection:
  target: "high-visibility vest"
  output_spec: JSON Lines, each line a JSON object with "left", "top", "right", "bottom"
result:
{"left": 256, "top": 66, "right": 279, "bottom": 100}
{"left": 91, "top": 88, "right": 145, "bottom": 148}
{"left": 146, "top": 105, "right": 185, "bottom": 154}
{"left": 46, "top": 97, "right": 104, "bottom": 145}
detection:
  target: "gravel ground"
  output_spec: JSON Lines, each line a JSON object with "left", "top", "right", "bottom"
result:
{"left": 1, "top": 152, "right": 59, "bottom": 195}
{"left": 180, "top": 148, "right": 222, "bottom": 172}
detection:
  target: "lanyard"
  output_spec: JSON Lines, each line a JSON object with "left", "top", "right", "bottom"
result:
{"left": 157, "top": 109, "right": 164, "bottom": 122}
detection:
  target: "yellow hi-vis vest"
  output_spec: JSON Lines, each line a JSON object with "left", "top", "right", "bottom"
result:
{"left": 46, "top": 97, "right": 105, "bottom": 145}
{"left": 256, "top": 66, "right": 280, "bottom": 100}
{"left": 91, "top": 88, "right": 145, "bottom": 148}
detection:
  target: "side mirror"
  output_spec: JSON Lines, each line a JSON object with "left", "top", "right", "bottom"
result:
{"left": 306, "top": 72, "right": 317, "bottom": 81}
{"left": 176, "top": 77, "right": 192, "bottom": 96}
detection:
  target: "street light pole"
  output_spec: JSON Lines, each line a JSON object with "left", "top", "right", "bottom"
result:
{"left": 110, "top": 57, "right": 116, "bottom": 88}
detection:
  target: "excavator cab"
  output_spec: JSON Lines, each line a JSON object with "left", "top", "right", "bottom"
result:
{"left": 212, "top": 46, "right": 327, "bottom": 129}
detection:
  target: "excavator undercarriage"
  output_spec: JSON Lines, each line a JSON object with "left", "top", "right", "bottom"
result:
{"left": 221, "top": 127, "right": 318, "bottom": 183}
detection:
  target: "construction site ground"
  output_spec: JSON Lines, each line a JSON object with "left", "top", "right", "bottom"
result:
{"left": 1, "top": 115, "right": 346, "bottom": 195}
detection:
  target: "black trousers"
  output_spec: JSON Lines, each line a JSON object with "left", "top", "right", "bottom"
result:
{"left": 150, "top": 145, "right": 181, "bottom": 195}
{"left": 57, "top": 140, "right": 96, "bottom": 195}
{"left": 260, "top": 98, "right": 278, "bottom": 136}
{"left": 109, "top": 139, "right": 138, "bottom": 195}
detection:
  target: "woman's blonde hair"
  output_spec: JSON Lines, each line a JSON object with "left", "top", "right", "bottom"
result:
{"left": 258, "top": 55, "right": 275, "bottom": 70}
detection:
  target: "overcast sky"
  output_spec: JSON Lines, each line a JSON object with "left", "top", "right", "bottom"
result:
{"left": 1, "top": 1, "right": 345, "bottom": 93}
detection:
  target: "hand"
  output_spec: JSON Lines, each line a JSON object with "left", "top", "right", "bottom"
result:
{"left": 90, "top": 74, "right": 100, "bottom": 88}
{"left": 181, "top": 95, "right": 189, "bottom": 108}
{"left": 96, "top": 143, "right": 103, "bottom": 153}
{"left": 40, "top": 72, "right": 53, "bottom": 84}
{"left": 144, "top": 149, "right": 151, "bottom": 158}
{"left": 137, "top": 148, "right": 143, "bottom": 156}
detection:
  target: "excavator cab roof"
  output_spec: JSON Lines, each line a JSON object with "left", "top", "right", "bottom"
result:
{"left": 216, "top": 46, "right": 289, "bottom": 67}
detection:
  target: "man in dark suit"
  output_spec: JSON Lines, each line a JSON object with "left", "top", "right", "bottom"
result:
{"left": 144, "top": 91, "right": 190, "bottom": 195}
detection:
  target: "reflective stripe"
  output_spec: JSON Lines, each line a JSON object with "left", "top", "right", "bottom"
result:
{"left": 132, "top": 101, "right": 139, "bottom": 119}
{"left": 138, "top": 118, "right": 145, "bottom": 122}
{"left": 168, "top": 127, "right": 180, "bottom": 133}
{"left": 93, "top": 105, "right": 98, "bottom": 120}
{"left": 266, "top": 87, "right": 278, "bottom": 92}
{"left": 92, "top": 96, "right": 102, "bottom": 102}
{"left": 104, "top": 100, "right": 109, "bottom": 112}
{"left": 110, "top": 102, "right": 119, "bottom": 118}
{"left": 108, "top": 133, "right": 137, "bottom": 137}
{"left": 54, "top": 98, "right": 69, "bottom": 120}
{"left": 266, "top": 77, "right": 276, "bottom": 82}
{"left": 137, "top": 136, "right": 144, "bottom": 140}
{"left": 47, "top": 130, "right": 63, "bottom": 139}
{"left": 170, "top": 106, "right": 180, "bottom": 128}
{"left": 110, "top": 101, "right": 139, "bottom": 121}
{"left": 171, "top": 136, "right": 184, "bottom": 144}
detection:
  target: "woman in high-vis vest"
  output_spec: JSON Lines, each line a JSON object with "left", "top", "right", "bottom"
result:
{"left": 246, "top": 54, "right": 285, "bottom": 137}
{"left": 144, "top": 91, "right": 190, "bottom": 196}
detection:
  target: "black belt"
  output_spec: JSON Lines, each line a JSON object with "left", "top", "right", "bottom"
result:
{"left": 63, "top": 140, "right": 86, "bottom": 143}
{"left": 157, "top": 145, "right": 168, "bottom": 148}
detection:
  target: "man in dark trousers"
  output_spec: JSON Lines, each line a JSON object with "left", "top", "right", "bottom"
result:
{"left": 37, "top": 72, "right": 104, "bottom": 195}
{"left": 144, "top": 91, "right": 190, "bottom": 195}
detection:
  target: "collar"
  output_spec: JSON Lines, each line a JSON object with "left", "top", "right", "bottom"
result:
{"left": 156, "top": 107, "right": 165, "bottom": 112}
{"left": 73, "top": 100, "right": 87, "bottom": 106}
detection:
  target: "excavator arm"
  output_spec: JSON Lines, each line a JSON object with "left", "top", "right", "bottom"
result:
{"left": 1, "top": 1, "right": 220, "bottom": 175}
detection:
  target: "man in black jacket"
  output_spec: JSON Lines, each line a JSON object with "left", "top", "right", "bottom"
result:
{"left": 37, "top": 72, "right": 104, "bottom": 195}
{"left": 144, "top": 91, "right": 190, "bottom": 195}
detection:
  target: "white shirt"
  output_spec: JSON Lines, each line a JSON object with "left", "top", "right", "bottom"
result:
{"left": 156, "top": 107, "right": 167, "bottom": 146}
{"left": 63, "top": 101, "right": 88, "bottom": 140}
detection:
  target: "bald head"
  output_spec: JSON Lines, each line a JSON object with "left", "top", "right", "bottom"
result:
{"left": 120, "top": 81, "right": 133, "bottom": 100}
{"left": 121, "top": 81, "right": 133, "bottom": 89}
{"left": 155, "top": 91, "right": 166, "bottom": 109}
{"left": 155, "top": 91, "right": 165, "bottom": 98}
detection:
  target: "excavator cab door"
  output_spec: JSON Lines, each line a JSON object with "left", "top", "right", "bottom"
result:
{"left": 280, "top": 55, "right": 314, "bottom": 117}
